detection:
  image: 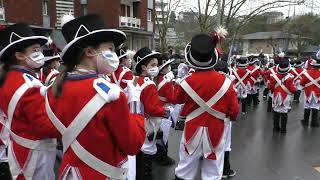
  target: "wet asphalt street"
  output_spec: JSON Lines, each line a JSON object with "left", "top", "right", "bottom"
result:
{"left": 153, "top": 90, "right": 320, "bottom": 180}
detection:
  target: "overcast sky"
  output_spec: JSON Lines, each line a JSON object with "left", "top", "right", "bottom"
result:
{"left": 175, "top": 0, "right": 320, "bottom": 17}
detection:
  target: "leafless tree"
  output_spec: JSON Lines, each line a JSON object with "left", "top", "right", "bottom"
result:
{"left": 155, "top": 0, "right": 183, "bottom": 53}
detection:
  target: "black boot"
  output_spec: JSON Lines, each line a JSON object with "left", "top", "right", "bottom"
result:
{"left": 154, "top": 140, "right": 175, "bottom": 166}
{"left": 267, "top": 97, "right": 272, "bottom": 112}
{"left": 301, "top": 109, "right": 310, "bottom": 126}
{"left": 223, "top": 151, "right": 236, "bottom": 178}
{"left": 263, "top": 88, "right": 269, "bottom": 98}
{"left": 0, "top": 162, "right": 12, "bottom": 180}
{"left": 136, "top": 152, "right": 153, "bottom": 180}
{"left": 241, "top": 98, "right": 247, "bottom": 114}
{"left": 311, "top": 109, "right": 319, "bottom": 128}
{"left": 280, "top": 113, "right": 288, "bottom": 133}
{"left": 247, "top": 94, "right": 252, "bottom": 107}
{"left": 174, "top": 175, "right": 184, "bottom": 180}
{"left": 253, "top": 93, "right": 259, "bottom": 105}
{"left": 273, "top": 112, "right": 280, "bottom": 132}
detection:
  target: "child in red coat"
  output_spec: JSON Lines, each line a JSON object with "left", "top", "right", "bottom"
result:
{"left": 268, "top": 58, "right": 297, "bottom": 133}
{"left": 133, "top": 47, "right": 171, "bottom": 179}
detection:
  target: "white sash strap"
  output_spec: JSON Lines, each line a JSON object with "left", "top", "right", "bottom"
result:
{"left": 157, "top": 79, "right": 167, "bottom": 91}
{"left": 159, "top": 96, "right": 168, "bottom": 102}
{"left": 250, "top": 67, "right": 259, "bottom": 83}
{"left": 45, "top": 93, "right": 128, "bottom": 179}
{"left": 293, "top": 69, "right": 306, "bottom": 81}
{"left": 44, "top": 70, "right": 59, "bottom": 86}
{"left": 272, "top": 74, "right": 292, "bottom": 94}
{"left": 7, "top": 83, "right": 42, "bottom": 150}
{"left": 270, "top": 68, "right": 276, "bottom": 76}
{"left": 180, "top": 78, "right": 231, "bottom": 122}
{"left": 304, "top": 72, "right": 320, "bottom": 88}
{"left": 111, "top": 72, "right": 119, "bottom": 85}
{"left": 62, "top": 94, "right": 106, "bottom": 153}
{"left": 233, "top": 70, "right": 250, "bottom": 88}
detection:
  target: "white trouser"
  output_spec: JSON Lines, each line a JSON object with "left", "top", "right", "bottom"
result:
{"left": 121, "top": 156, "right": 136, "bottom": 180}
{"left": 175, "top": 128, "right": 227, "bottom": 180}
{"left": 8, "top": 140, "right": 56, "bottom": 180}
{"left": 224, "top": 122, "right": 232, "bottom": 152}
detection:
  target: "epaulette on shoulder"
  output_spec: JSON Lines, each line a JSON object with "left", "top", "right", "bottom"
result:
{"left": 143, "top": 77, "right": 155, "bottom": 85}
{"left": 93, "top": 77, "right": 121, "bottom": 103}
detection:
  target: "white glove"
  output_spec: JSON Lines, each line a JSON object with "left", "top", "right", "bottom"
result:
{"left": 164, "top": 71, "right": 175, "bottom": 81}
{"left": 177, "top": 63, "right": 189, "bottom": 78}
{"left": 123, "top": 80, "right": 141, "bottom": 103}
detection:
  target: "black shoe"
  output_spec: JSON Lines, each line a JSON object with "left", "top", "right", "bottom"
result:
{"left": 301, "top": 119, "right": 309, "bottom": 126}
{"left": 273, "top": 127, "right": 280, "bottom": 132}
{"left": 159, "top": 155, "right": 175, "bottom": 166}
{"left": 311, "top": 121, "right": 320, "bottom": 128}
{"left": 280, "top": 128, "right": 287, "bottom": 133}
{"left": 174, "top": 175, "right": 184, "bottom": 180}
{"left": 222, "top": 169, "right": 236, "bottom": 178}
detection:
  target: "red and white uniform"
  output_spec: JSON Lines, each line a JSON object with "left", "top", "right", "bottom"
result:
{"left": 111, "top": 66, "right": 134, "bottom": 90}
{"left": 290, "top": 66, "right": 305, "bottom": 90}
{"left": 137, "top": 76, "right": 166, "bottom": 155}
{"left": 174, "top": 71, "right": 239, "bottom": 179}
{"left": 264, "top": 66, "right": 277, "bottom": 97}
{"left": 39, "top": 68, "right": 59, "bottom": 86}
{"left": 0, "top": 110, "right": 9, "bottom": 163}
{"left": 157, "top": 74, "right": 175, "bottom": 144}
{"left": 46, "top": 73, "right": 146, "bottom": 180}
{"left": 247, "top": 64, "right": 262, "bottom": 94}
{"left": 0, "top": 67, "right": 58, "bottom": 180}
{"left": 231, "top": 67, "right": 251, "bottom": 98}
{"left": 305, "top": 58, "right": 314, "bottom": 70}
{"left": 300, "top": 68, "right": 320, "bottom": 109}
{"left": 268, "top": 72, "right": 297, "bottom": 113}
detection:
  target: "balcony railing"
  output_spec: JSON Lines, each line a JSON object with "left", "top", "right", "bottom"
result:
{"left": 119, "top": 16, "right": 141, "bottom": 29}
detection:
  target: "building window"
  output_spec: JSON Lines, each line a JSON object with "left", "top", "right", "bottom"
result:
{"left": 148, "top": 9, "right": 152, "bottom": 22}
{"left": 0, "top": 0, "right": 4, "bottom": 21}
{"left": 81, "top": 4, "right": 88, "bottom": 15}
{"left": 43, "top": 0, "right": 48, "bottom": 16}
{"left": 121, "top": 4, "right": 126, "bottom": 16}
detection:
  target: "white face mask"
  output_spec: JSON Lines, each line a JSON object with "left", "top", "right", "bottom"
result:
{"left": 147, "top": 67, "right": 159, "bottom": 77}
{"left": 96, "top": 50, "right": 119, "bottom": 74}
{"left": 25, "top": 51, "right": 45, "bottom": 68}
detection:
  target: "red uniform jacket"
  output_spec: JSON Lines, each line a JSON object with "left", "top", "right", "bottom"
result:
{"left": 47, "top": 73, "right": 145, "bottom": 179}
{"left": 137, "top": 76, "right": 166, "bottom": 117}
{"left": 268, "top": 72, "right": 297, "bottom": 105}
{"left": 157, "top": 74, "right": 175, "bottom": 104}
{"left": 300, "top": 68, "right": 320, "bottom": 100}
{"left": 173, "top": 71, "right": 239, "bottom": 159}
{"left": 111, "top": 66, "right": 134, "bottom": 90}
{"left": 290, "top": 67, "right": 305, "bottom": 81}
{"left": 0, "top": 68, "right": 58, "bottom": 179}
{"left": 247, "top": 64, "right": 261, "bottom": 85}
{"left": 231, "top": 67, "right": 252, "bottom": 88}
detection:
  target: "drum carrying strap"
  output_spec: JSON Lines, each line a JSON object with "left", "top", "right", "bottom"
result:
{"left": 45, "top": 93, "right": 128, "bottom": 179}
{"left": 292, "top": 69, "right": 306, "bottom": 81}
{"left": 304, "top": 72, "right": 320, "bottom": 88}
{"left": 180, "top": 78, "right": 231, "bottom": 122}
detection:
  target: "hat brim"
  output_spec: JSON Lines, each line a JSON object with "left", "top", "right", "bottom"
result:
{"left": 277, "top": 64, "right": 291, "bottom": 74}
{"left": 119, "top": 52, "right": 129, "bottom": 60}
{"left": 0, "top": 36, "right": 48, "bottom": 62}
{"left": 159, "top": 58, "right": 175, "bottom": 71}
{"left": 184, "top": 42, "right": 217, "bottom": 70}
{"left": 44, "top": 55, "right": 60, "bottom": 62}
{"left": 134, "top": 52, "right": 161, "bottom": 74}
{"left": 60, "top": 29, "right": 126, "bottom": 63}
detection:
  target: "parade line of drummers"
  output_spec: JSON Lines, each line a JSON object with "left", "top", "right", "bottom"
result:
{"left": 0, "top": 13, "right": 319, "bottom": 180}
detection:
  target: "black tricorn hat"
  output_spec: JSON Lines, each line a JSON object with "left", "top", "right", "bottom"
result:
{"left": 0, "top": 23, "right": 48, "bottom": 62}
{"left": 185, "top": 34, "right": 218, "bottom": 70}
{"left": 158, "top": 53, "right": 175, "bottom": 72}
{"left": 116, "top": 46, "right": 129, "bottom": 60}
{"left": 43, "top": 49, "right": 60, "bottom": 62}
{"left": 133, "top": 47, "right": 160, "bottom": 74}
{"left": 60, "top": 14, "right": 126, "bottom": 64}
